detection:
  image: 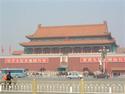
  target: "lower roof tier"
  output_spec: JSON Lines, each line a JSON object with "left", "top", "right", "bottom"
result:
{"left": 20, "top": 39, "right": 116, "bottom": 47}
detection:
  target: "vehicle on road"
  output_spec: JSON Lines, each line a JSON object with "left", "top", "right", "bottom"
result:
{"left": 0, "top": 68, "right": 27, "bottom": 78}
{"left": 67, "top": 71, "right": 83, "bottom": 79}
{"left": 113, "top": 75, "right": 125, "bottom": 79}
{"left": 93, "top": 71, "right": 109, "bottom": 79}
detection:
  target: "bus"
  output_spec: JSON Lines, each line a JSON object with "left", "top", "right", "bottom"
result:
{"left": 0, "top": 68, "right": 27, "bottom": 78}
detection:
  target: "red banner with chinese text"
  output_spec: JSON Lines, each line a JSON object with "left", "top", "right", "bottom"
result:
{"left": 4, "top": 58, "right": 48, "bottom": 63}
{"left": 80, "top": 57, "right": 125, "bottom": 63}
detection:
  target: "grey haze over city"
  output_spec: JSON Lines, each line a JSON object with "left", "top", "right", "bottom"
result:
{"left": 0, "top": 0, "right": 125, "bottom": 55}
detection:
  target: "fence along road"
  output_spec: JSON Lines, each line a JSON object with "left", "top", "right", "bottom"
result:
{"left": 0, "top": 79, "right": 125, "bottom": 94}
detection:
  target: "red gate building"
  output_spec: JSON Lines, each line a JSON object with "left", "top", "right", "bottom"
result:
{"left": 0, "top": 22, "right": 125, "bottom": 76}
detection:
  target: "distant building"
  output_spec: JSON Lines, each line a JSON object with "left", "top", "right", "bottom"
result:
{"left": 12, "top": 50, "right": 24, "bottom": 55}
{"left": 20, "top": 21, "right": 117, "bottom": 54}
{"left": 116, "top": 48, "right": 125, "bottom": 53}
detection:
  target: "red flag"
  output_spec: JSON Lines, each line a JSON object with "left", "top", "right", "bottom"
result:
{"left": 1, "top": 45, "right": 4, "bottom": 54}
{"left": 9, "top": 45, "right": 11, "bottom": 54}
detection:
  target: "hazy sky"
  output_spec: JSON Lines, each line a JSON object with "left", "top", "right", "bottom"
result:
{"left": 0, "top": 0, "right": 125, "bottom": 54}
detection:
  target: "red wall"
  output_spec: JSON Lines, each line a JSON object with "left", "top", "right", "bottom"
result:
{"left": 0, "top": 57, "right": 60, "bottom": 71}
{"left": 0, "top": 56, "right": 125, "bottom": 73}
{"left": 68, "top": 57, "right": 99, "bottom": 72}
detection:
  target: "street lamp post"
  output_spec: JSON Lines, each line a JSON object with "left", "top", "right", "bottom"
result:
{"left": 99, "top": 47, "right": 108, "bottom": 74}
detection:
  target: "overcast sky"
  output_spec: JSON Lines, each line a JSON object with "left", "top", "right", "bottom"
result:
{"left": 0, "top": 0, "right": 125, "bottom": 54}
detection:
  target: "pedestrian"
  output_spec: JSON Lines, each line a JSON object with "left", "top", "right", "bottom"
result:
{"left": 6, "top": 71, "right": 13, "bottom": 85}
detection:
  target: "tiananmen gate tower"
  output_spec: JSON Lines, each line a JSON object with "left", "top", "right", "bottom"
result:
{"left": 20, "top": 21, "right": 117, "bottom": 54}
{"left": 0, "top": 21, "right": 125, "bottom": 77}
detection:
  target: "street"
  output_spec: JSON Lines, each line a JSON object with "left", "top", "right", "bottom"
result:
{"left": 0, "top": 76, "right": 125, "bottom": 94}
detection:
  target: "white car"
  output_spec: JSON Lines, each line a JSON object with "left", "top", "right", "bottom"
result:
{"left": 67, "top": 71, "right": 83, "bottom": 79}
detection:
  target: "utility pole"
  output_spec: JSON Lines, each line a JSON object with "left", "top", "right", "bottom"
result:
{"left": 99, "top": 47, "right": 108, "bottom": 74}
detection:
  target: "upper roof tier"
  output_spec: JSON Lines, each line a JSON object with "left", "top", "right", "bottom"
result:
{"left": 26, "top": 22, "right": 110, "bottom": 39}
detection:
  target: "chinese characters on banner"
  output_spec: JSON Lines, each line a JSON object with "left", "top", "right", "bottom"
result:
{"left": 4, "top": 58, "right": 48, "bottom": 63}
{"left": 1, "top": 57, "right": 125, "bottom": 63}
{"left": 80, "top": 57, "right": 99, "bottom": 62}
{"left": 80, "top": 57, "right": 125, "bottom": 63}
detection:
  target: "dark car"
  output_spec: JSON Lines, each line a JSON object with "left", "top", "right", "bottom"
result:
{"left": 96, "top": 73, "right": 109, "bottom": 79}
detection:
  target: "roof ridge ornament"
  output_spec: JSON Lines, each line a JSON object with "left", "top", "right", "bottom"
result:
{"left": 103, "top": 21, "right": 108, "bottom": 32}
{"left": 38, "top": 24, "right": 42, "bottom": 28}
